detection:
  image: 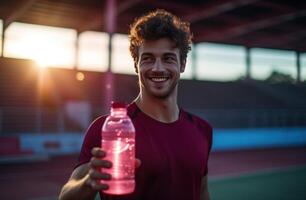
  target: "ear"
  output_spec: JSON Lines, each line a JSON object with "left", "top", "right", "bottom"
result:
{"left": 180, "top": 60, "right": 186, "bottom": 73}
{"left": 134, "top": 63, "right": 138, "bottom": 74}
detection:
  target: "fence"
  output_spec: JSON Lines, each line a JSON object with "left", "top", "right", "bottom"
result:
{"left": 187, "top": 108, "right": 306, "bottom": 128}
{"left": 0, "top": 107, "right": 306, "bottom": 134}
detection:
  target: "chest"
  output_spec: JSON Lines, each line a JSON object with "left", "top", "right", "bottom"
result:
{"left": 134, "top": 122, "right": 208, "bottom": 177}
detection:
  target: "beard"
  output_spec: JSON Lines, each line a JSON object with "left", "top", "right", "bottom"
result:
{"left": 139, "top": 71, "right": 179, "bottom": 99}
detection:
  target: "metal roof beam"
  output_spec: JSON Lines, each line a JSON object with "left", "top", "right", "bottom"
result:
{"left": 81, "top": 0, "right": 142, "bottom": 32}
{"left": 4, "top": 0, "right": 37, "bottom": 28}
{"left": 185, "top": 0, "right": 260, "bottom": 23}
{"left": 117, "top": 0, "right": 142, "bottom": 14}
{"left": 251, "top": 29, "right": 306, "bottom": 48}
{"left": 195, "top": 9, "right": 306, "bottom": 42}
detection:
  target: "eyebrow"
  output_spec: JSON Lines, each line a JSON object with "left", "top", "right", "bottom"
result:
{"left": 163, "top": 52, "right": 177, "bottom": 57}
{"left": 140, "top": 52, "right": 177, "bottom": 58}
{"left": 140, "top": 53, "right": 154, "bottom": 58}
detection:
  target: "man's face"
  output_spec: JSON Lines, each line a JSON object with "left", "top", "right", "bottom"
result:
{"left": 136, "top": 38, "right": 185, "bottom": 99}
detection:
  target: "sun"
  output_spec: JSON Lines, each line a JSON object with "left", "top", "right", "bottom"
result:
{"left": 34, "top": 53, "right": 53, "bottom": 68}
{"left": 4, "top": 22, "right": 76, "bottom": 69}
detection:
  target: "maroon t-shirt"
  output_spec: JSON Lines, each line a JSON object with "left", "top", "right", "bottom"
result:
{"left": 77, "top": 102, "right": 213, "bottom": 200}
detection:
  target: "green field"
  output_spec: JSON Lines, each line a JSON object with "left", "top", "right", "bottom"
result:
{"left": 209, "top": 166, "right": 306, "bottom": 200}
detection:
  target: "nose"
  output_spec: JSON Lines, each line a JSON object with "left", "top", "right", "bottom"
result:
{"left": 152, "top": 58, "right": 164, "bottom": 71}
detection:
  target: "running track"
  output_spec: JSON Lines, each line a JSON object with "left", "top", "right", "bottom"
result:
{"left": 1, "top": 147, "right": 306, "bottom": 199}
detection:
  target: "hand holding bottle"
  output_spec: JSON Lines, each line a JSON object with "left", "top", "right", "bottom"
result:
{"left": 86, "top": 147, "right": 141, "bottom": 191}
{"left": 86, "top": 147, "right": 112, "bottom": 191}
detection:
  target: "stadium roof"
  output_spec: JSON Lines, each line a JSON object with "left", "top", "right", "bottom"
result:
{"left": 0, "top": 0, "right": 305, "bottom": 52}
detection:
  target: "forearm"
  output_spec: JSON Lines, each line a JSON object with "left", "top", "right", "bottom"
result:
{"left": 59, "top": 175, "right": 97, "bottom": 200}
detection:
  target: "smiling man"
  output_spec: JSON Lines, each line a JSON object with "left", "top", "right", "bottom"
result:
{"left": 59, "top": 9, "right": 213, "bottom": 200}
{"left": 137, "top": 38, "right": 182, "bottom": 99}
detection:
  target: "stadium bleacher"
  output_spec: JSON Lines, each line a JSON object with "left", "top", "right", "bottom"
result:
{"left": 1, "top": 57, "right": 306, "bottom": 133}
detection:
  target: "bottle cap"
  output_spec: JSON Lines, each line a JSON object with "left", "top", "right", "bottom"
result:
{"left": 111, "top": 101, "right": 127, "bottom": 109}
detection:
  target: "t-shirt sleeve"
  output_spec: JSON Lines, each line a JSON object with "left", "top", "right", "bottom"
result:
{"left": 74, "top": 116, "right": 105, "bottom": 169}
{"left": 203, "top": 123, "right": 213, "bottom": 176}
{"left": 185, "top": 112, "right": 213, "bottom": 176}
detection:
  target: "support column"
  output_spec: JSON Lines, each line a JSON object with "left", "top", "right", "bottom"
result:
{"left": 36, "top": 69, "right": 44, "bottom": 133}
{"left": 74, "top": 31, "right": 80, "bottom": 70}
{"left": 245, "top": 47, "right": 251, "bottom": 80}
{"left": 1, "top": 20, "right": 5, "bottom": 57}
{"left": 191, "top": 44, "right": 197, "bottom": 80}
{"left": 104, "top": 0, "right": 116, "bottom": 113}
{"left": 296, "top": 51, "right": 301, "bottom": 84}
{"left": 107, "top": 33, "right": 113, "bottom": 73}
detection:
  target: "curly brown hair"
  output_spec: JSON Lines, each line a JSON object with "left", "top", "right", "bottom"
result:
{"left": 129, "top": 9, "right": 192, "bottom": 72}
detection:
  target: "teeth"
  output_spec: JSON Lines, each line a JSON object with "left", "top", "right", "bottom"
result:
{"left": 150, "top": 77, "right": 168, "bottom": 82}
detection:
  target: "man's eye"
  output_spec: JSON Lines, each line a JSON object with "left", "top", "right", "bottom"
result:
{"left": 164, "top": 56, "right": 176, "bottom": 63}
{"left": 141, "top": 57, "right": 153, "bottom": 63}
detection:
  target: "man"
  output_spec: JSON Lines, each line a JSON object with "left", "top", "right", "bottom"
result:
{"left": 59, "top": 9, "right": 212, "bottom": 200}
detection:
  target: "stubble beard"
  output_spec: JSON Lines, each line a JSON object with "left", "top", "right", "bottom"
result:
{"left": 139, "top": 75, "right": 179, "bottom": 99}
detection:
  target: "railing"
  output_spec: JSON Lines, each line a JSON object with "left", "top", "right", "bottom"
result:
{"left": 0, "top": 107, "right": 306, "bottom": 134}
{"left": 187, "top": 108, "right": 306, "bottom": 128}
{"left": 0, "top": 106, "right": 79, "bottom": 134}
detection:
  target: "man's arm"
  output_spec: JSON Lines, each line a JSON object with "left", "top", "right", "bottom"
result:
{"left": 59, "top": 163, "right": 97, "bottom": 200}
{"left": 200, "top": 175, "right": 210, "bottom": 200}
{"left": 59, "top": 148, "right": 112, "bottom": 200}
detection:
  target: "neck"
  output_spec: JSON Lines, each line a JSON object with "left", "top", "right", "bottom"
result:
{"left": 134, "top": 87, "right": 179, "bottom": 123}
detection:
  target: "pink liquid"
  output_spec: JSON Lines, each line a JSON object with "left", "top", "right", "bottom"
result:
{"left": 101, "top": 132, "right": 135, "bottom": 195}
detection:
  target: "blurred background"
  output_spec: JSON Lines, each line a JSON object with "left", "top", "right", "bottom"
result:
{"left": 0, "top": 0, "right": 305, "bottom": 199}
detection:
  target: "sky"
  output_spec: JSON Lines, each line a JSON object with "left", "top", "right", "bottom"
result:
{"left": 1, "top": 21, "right": 305, "bottom": 81}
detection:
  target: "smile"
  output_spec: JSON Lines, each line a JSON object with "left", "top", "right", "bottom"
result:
{"left": 149, "top": 77, "right": 170, "bottom": 82}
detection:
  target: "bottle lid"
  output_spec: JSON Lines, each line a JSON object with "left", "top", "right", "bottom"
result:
{"left": 111, "top": 101, "right": 127, "bottom": 109}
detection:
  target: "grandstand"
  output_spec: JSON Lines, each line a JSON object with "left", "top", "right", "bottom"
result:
{"left": 1, "top": 57, "right": 306, "bottom": 133}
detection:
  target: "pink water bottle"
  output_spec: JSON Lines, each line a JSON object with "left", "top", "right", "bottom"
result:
{"left": 101, "top": 102, "right": 135, "bottom": 195}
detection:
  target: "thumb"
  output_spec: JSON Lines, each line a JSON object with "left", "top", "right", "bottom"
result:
{"left": 135, "top": 158, "right": 141, "bottom": 168}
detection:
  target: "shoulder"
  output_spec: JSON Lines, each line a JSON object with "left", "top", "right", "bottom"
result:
{"left": 76, "top": 115, "right": 108, "bottom": 168}
{"left": 181, "top": 109, "right": 213, "bottom": 133}
{"left": 127, "top": 102, "right": 141, "bottom": 120}
{"left": 181, "top": 110, "right": 213, "bottom": 151}
{"left": 83, "top": 115, "right": 107, "bottom": 143}
{"left": 87, "top": 115, "right": 107, "bottom": 132}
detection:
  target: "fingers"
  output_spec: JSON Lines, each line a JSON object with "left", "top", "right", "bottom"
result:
{"left": 89, "top": 168, "right": 111, "bottom": 180}
{"left": 91, "top": 147, "right": 106, "bottom": 157}
{"left": 90, "top": 147, "right": 112, "bottom": 169}
{"left": 88, "top": 148, "right": 141, "bottom": 191}
{"left": 89, "top": 180, "right": 109, "bottom": 190}
{"left": 85, "top": 172, "right": 110, "bottom": 191}
{"left": 87, "top": 147, "right": 112, "bottom": 191}
{"left": 90, "top": 157, "right": 112, "bottom": 169}
{"left": 86, "top": 166, "right": 111, "bottom": 191}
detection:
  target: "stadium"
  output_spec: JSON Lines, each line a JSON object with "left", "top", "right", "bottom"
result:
{"left": 0, "top": 0, "right": 306, "bottom": 199}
